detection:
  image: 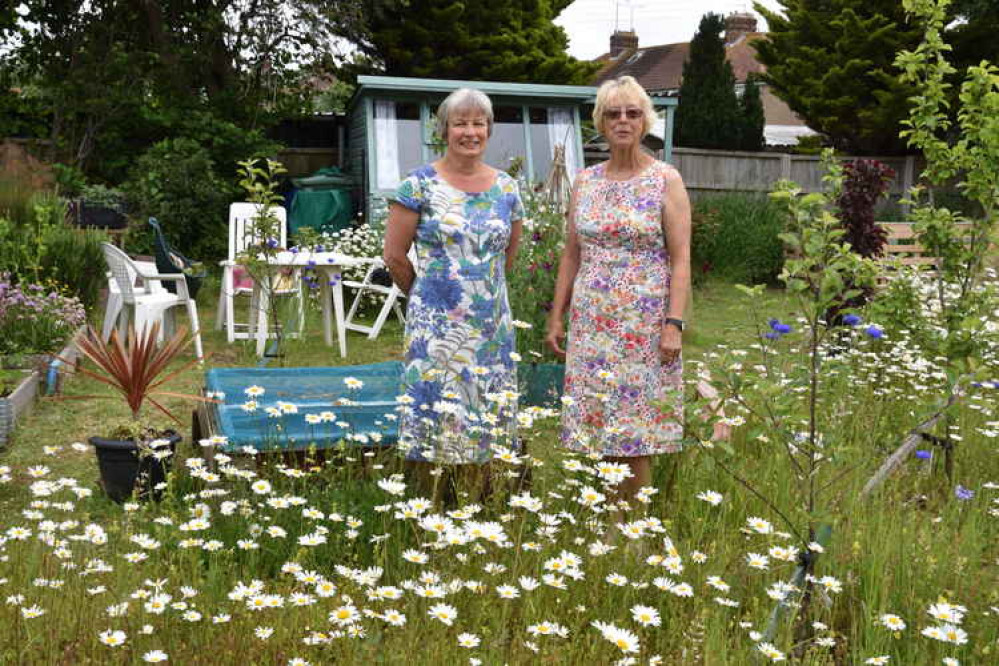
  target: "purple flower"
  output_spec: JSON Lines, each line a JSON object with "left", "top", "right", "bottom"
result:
{"left": 955, "top": 485, "right": 974, "bottom": 501}
{"left": 914, "top": 449, "right": 932, "bottom": 460}
{"left": 865, "top": 325, "right": 883, "bottom": 339}
{"left": 768, "top": 318, "right": 792, "bottom": 334}
{"left": 842, "top": 314, "right": 862, "bottom": 326}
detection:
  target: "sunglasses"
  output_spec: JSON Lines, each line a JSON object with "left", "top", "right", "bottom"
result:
{"left": 603, "top": 107, "right": 643, "bottom": 120}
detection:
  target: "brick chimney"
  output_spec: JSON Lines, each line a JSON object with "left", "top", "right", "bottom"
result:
{"left": 609, "top": 30, "right": 639, "bottom": 58}
{"left": 724, "top": 12, "right": 758, "bottom": 44}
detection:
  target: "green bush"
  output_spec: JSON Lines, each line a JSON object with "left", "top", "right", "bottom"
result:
{"left": 691, "top": 192, "right": 787, "bottom": 284}
{"left": 122, "top": 137, "right": 238, "bottom": 261}
{"left": 0, "top": 188, "right": 108, "bottom": 314}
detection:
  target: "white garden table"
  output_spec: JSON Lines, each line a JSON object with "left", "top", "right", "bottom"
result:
{"left": 252, "top": 251, "right": 377, "bottom": 358}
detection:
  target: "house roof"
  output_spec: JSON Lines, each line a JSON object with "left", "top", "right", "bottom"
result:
{"left": 595, "top": 33, "right": 769, "bottom": 93}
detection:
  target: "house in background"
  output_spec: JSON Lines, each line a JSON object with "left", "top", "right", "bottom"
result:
{"left": 593, "top": 12, "right": 816, "bottom": 148}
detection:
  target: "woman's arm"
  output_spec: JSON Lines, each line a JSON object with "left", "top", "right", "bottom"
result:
{"left": 660, "top": 167, "right": 692, "bottom": 363}
{"left": 545, "top": 187, "right": 582, "bottom": 358}
{"left": 383, "top": 202, "right": 419, "bottom": 295}
{"left": 505, "top": 218, "right": 523, "bottom": 274}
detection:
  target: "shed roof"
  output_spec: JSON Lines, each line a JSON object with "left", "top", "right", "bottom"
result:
{"left": 349, "top": 75, "right": 677, "bottom": 112}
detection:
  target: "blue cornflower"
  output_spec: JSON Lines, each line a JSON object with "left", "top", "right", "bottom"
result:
{"left": 266, "top": 237, "right": 279, "bottom": 248}
{"left": 955, "top": 485, "right": 974, "bottom": 501}
{"left": 842, "top": 314, "right": 862, "bottom": 326}
{"left": 764, "top": 331, "right": 781, "bottom": 340}
{"left": 865, "top": 325, "right": 883, "bottom": 339}
{"left": 914, "top": 449, "right": 932, "bottom": 460}
{"left": 768, "top": 318, "right": 792, "bottom": 335}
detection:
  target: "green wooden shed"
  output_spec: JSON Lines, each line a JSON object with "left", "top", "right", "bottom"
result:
{"left": 346, "top": 75, "right": 678, "bottom": 220}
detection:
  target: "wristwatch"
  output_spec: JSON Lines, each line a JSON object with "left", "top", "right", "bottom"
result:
{"left": 665, "top": 317, "right": 685, "bottom": 332}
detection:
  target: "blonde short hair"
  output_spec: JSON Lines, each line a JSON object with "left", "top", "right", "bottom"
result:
{"left": 592, "top": 75, "right": 656, "bottom": 138}
{"left": 436, "top": 88, "right": 494, "bottom": 139}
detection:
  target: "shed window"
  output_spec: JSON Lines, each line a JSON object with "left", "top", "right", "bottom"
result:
{"left": 483, "top": 106, "right": 525, "bottom": 173}
{"left": 373, "top": 100, "right": 422, "bottom": 189}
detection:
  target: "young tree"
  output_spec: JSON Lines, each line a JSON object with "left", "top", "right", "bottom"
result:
{"left": 738, "top": 73, "right": 766, "bottom": 151}
{"left": 674, "top": 13, "right": 743, "bottom": 150}
{"left": 353, "top": 0, "right": 597, "bottom": 84}
{"left": 753, "top": 0, "right": 923, "bottom": 155}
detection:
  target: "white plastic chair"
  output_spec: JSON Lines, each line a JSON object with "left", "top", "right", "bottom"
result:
{"left": 101, "top": 243, "right": 204, "bottom": 360}
{"left": 343, "top": 257, "right": 407, "bottom": 339}
{"left": 101, "top": 261, "right": 166, "bottom": 341}
{"left": 215, "top": 203, "right": 301, "bottom": 343}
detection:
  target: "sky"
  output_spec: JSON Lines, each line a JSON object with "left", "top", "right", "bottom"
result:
{"left": 556, "top": 0, "right": 786, "bottom": 60}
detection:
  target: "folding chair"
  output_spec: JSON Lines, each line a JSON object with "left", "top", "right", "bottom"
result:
{"left": 101, "top": 243, "right": 204, "bottom": 360}
{"left": 216, "top": 203, "right": 302, "bottom": 343}
{"left": 343, "top": 252, "right": 409, "bottom": 340}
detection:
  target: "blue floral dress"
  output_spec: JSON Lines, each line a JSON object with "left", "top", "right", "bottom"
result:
{"left": 391, "top": 164, "right": 524, "bottom": 464}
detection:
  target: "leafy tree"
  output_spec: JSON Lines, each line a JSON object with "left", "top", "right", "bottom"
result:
{"left": 353, "top": 0, "right": 598, "bottom": 84}
{"left": 674, "top": 14, "right": 743, "bottom": 149}
{"left": 739, "top": 74, "right": 766, "bottom": 151}
{"left": 3, "top": 1, "right": 365, "bottom": 180}
{"left": 753, "top": 0, "right": 923, "bottom": 155}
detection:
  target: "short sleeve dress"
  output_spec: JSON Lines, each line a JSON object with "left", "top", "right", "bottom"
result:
{"left": 561, "top": 161, "right": 683, "bottom": 457}
{"left": 391, "top": 164, "right": 525, "bottom": 464}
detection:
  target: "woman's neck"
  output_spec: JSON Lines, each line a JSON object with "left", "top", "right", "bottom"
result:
{"left": 439, "top": 153, "right": 483, "bottom": 176}
{"left": 605, "top": 145, "right": 651, "bottom": 177}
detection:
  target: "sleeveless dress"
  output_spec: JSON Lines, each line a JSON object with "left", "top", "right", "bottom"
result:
{"left": 391, "top": 164, "right": 525, "bottom": 464}
{"left": 561, "top": 161, "right": 683, "bottom": 457}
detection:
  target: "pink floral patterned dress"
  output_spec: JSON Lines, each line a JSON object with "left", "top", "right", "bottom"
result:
{"left": 561, "top": 161, "right": 683, "bottom": 457}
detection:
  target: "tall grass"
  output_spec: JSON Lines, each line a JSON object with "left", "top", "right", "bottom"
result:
{"left": 691, "top": 193, "right": 786, "bottom": 285}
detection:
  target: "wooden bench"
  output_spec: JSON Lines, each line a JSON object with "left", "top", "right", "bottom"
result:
{"left": 876, "top": 221, "right": 974, "bottom": 282}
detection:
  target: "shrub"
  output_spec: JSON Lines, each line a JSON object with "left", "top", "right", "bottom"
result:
{"left": 0, "top": 274, "right": 86, "bottom": 356}
{"left": 691, "top": 193, "right": 787, "bottom": 284}
{"left": 836, "top": 159, "right": 895, "bottom": 257}
{"left": 122, "top": 138, "right": 238, "bottom": 261}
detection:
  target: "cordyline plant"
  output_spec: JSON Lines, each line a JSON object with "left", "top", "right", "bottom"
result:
{"left": 69, "top": 322, "right": 207, "bottom": 427}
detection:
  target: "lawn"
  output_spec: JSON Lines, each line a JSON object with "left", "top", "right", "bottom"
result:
{"left": 1, "top": 278, "right": 995, "bottom": 665}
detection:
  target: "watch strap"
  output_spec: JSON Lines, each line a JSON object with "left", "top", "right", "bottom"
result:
{"left": 665, "top": 317, "right": 685, "bottom": 331}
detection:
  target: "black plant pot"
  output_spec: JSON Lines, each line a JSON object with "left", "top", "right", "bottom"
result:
{"left": 89, "top": 432, "right": 181, "bottom": 503}
{"left": 77, "top": 203, "right": 128, "bottom": 230}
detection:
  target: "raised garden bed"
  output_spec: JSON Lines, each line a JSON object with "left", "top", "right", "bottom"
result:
{"left": 0, "top": 334, "right": 82, "bottom": 447}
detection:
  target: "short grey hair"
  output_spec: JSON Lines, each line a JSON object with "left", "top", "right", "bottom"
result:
{"left": 436, "top": 88, "right": 494, "bottom": 139}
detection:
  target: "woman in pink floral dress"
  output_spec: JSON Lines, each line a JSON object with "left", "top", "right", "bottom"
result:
{"left": 546, "top": 76, "right": 692, "bottom": 500}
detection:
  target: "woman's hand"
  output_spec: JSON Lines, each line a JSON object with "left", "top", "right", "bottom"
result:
{"left": 659, "top": 323, "right": 682, "bottom": 365}
{"left": 545, "top": 316, "right": 567, "bottom": 359}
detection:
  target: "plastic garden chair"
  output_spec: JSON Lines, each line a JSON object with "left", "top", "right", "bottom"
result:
{"left": 148, "top": 218, "right": 206, "bottom": 301}
{"left": 215, "top": 203, "right": 302, "bottom": 343}
{"left": 101, "top": 243, "right": 204, "bottom": 360}
{"left": 101, "top": 261, "right": 166, "bottom": 341}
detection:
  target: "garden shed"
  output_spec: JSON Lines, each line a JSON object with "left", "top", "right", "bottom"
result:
{"left": 347, "top": 75, "right": 678, "bottom": 220}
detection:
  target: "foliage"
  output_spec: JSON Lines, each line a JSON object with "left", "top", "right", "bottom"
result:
{"left": 352, "top": 0, "right": 598, "bottom": 84}
{"left": 122, "top": 138, "right": 237, "bottom": 261}
{"left": 0, "top": 180, "right": 106, "bottom": 311}
{"left": 674, "top": 14, "right": 742, "bottom": 150}
{"left": 0, "top": 274, "right": 86, "bottom": 356}
{"left": 836, "top": 160, "right": 896, "bottom": 258}
{"left": 507, "top": 189, "right": 564, "bottom": 358}
{"left": 72, "top": 323, "right": 203, "bottom": 425}
{"left": 738, "top": 74, "right": 766, "bottom": 152}
{"left": 753, "top": 0, "right": 924, "bottom": 154}
{"left": 2, "top": 1, "right": 322, "bottom": 182}
{"left": 892, "top": 0, "right": 999, "bottom": 368}
{"left": 690, "top": 193, "right": 787, "bottom": 285}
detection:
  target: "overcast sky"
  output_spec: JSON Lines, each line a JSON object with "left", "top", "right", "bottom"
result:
{"left": 556, "top": 0, "right": 786, "bottom": 60}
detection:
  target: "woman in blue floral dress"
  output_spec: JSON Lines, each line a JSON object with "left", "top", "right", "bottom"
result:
{"left": 383, "top": 88, "right": 525, "bottom": 465}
